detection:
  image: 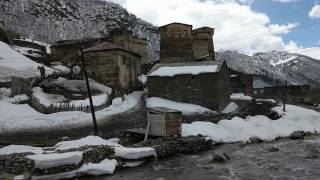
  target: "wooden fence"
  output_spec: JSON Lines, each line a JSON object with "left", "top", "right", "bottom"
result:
{"left": 31, "top": 95, "right": 109, "bottom": 114}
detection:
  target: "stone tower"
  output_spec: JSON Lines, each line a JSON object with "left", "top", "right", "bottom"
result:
{"left": 192, "top": 27, "right": 215, "bottom": 61}
{"left": 159, "top": 23, "right": 194, "bottom": 63}
{"left": 112, "top": 29, "right": 149, "bottom": 65}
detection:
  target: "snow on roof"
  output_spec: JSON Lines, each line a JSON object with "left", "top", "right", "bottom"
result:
{"left": 0, "top": 41, "right": 53, "bottom": 81}
{"left": 148, "top": 65, "right": 218, "bottom": 77}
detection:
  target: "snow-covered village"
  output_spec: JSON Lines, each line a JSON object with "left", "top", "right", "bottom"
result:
{"left": 1, "top": 0, "right": 320, "bottom": 179}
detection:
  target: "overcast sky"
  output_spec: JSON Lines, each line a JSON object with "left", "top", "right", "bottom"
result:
{"left": 109, "top": 0, "right": 320, "bottom": 54}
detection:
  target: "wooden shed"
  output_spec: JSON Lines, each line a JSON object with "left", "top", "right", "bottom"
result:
{"left": 146, "top": 107, "right": 182, "bottom": 137}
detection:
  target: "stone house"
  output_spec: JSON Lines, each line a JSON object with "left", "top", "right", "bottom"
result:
{"left": 83, "top": 42, "right": 142, "bottom": 92}
{"left": 112, "top": 30, "right": 149, "bottom": 65}
{"left": 148, "top": 61, "right": 231, "bottom": 111}
{"left": 50, "top": 38, "right": 111, "bottom": 66}
{"left": 159, "top": 23, "right": 215, "bottom": 64}
{"left": 253, "top": 85, "right": 312, "bottom": 104}
{"left": 192, "top": 27, "right": 215, "bottom": 60}
{"left": 228, "top": 68, "right": 253, "bottom": 95}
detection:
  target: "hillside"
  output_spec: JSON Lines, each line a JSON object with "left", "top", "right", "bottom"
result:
{"left": 0, "top": 41, "right": 53, "bottom": 82}
{"left": 216, "top": 50, "right": 320, "bottom": 88}
{"left": 0, "top": 0, "right": 160, "bottom": 61}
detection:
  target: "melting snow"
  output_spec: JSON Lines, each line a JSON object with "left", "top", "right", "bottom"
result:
{"left": 182, "top": 105, "right": 320, "bottom": 143}
{"left": 147, "top": 97, "right": 215, "bottom": 115}
{"left": 27, "top": 151, "right": 83, "bottom": 169}
{"left": 148, "top": 65, "right": 218, "bottom": 77}
{"left": 0, "top": 145, "right": 43, "bottom": 155}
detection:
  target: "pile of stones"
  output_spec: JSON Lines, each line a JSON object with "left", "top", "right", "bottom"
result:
{"left": 0, "top": 145, "right": 114, "bottom": 176}
{"left": 135, "top": 136, "right": 213, "bottom": 158}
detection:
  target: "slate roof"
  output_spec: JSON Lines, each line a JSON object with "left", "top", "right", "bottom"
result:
{"left": 83, "top": 42, "right": 141, "bottom": 57}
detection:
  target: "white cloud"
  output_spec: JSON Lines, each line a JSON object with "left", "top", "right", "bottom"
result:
{"left": 272, "top": 0, "right": 300, "bottom": 3}
{"left": 309, "top": 4, "right": 320, "bottom": 19}
{"left": 268, "top": 23, "right": 299, "bottom": 34}
{"left": 285, "top": 40, "right": 302, "bottom": 51}
{"left": 108, "top": 0, "right": 301, "bottom": 54}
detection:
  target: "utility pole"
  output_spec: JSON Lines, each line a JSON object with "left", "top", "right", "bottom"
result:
{"left": 283, "top": 80, "right": 288, "bottom": 112}
{"left": 79, "top": 48, "right": 98, "bottom": 135}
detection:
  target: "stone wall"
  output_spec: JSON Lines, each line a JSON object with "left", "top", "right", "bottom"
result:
{"left": 113, "top": 31, "right": 149, "bottom": 65}
{"left": 84, "top": 50, "right": 141, "bottom": 92}
{"left": 192, "top": 27, "right": 215, "bottom": 60}
{"left": 159, "top": 23, "right": 194, "bottom": 63}
{"left": 0, "top": 146, "right": 114, "bottom": 176}
{"left": 148, "top": 63, "right": 231, "bottom": 111}
{"left": 50, "top": 38, "right": 111, "bottom": 65}
{"left": 229, "top": 69, "right": 253, "bottom": 95}
{"left": 253, "top": 85, "right": 319, "bottom": 104}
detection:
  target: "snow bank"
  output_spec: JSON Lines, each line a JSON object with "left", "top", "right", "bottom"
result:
{"left": 0, "top": 145, "right": 43, "bottom": 155}
{"left": 54, "top": 136, "right": 156, "bottom": 160}
{"left": 51, "top": 78, "right": 111, "bottom": 94}
{"left": 0, "top": 91, "right": 142, "bottom": 133}
{"left": 149, "top": 65, "right": 218, "bottom": 77}
{"left": 147, "top": 97, "right": 214, "bottom": 115}
{"left": 27, "top": 151, "right": 83, "bottom": 169}
{"left": 32, "top": 87, "right": 66, "bottom": 107}
{"left": 138, "top": 74, "right": 147, "bottom": 84}
{"left": 32, "top": 158, "right": 117, "bottom": 179}
{"left": 0, "top": 41, "right": 53, "bottom": 82}
{"left": 0, "top": 88, "right": 29, "bottom": 103}
{"left": 182, "top": 105, "right": 320, "bottom": 143}
{"left": 54, "top": 136, "right": 120, "bottom": 151}
{"left": 230, "top": 93, "right": 253, "bottom": 101}
{"left": 77, "top": 159, "right": 117, "bottom": 176}
{"left": 114, "top": 147, "right": 156, "bottom": 160}
{"left": 51, "top": 65, "right": 71, "bottom": 73}
{"left": 221, "top": 102, "right": 239, "bottom": 113}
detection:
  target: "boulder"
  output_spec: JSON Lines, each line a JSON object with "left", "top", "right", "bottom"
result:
{"left": 289, "top": 131, "right": 305, "bottom": 140}
{"left": 212, "top": 153, "right": 230, "bottom": 163}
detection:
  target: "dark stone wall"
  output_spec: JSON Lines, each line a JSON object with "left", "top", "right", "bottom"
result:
{"left": 229, "top": 69, "right": 253, "bottom": 95}
{"left": 160, "top": 24, "right": 194, "bottom": 63}
{"left": 148, "top": 64, "right": 231, "bottom": 111}
{"left": 192, "top": 32, "right": 214, "bottom": 60}
{"left": 84, "top": 50, "right": 141, "bottom": 92}
{"left": 113, "top": 32, "right": 149, "bottom": 65}
{"left": 254, "top": 85, "right": 320, "bottom": 104}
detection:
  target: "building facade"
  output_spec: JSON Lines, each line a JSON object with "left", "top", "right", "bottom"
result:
{"left": 112, "top": 30, "right": 149, "bottom": 65}
{"left": 84, "top": 42, "right": 142, "bottom": 92}
{"left": 159, "top": 23, "right": 194, "bottom": 63}
{"left": 148, "top": 61, "right": 231, "bottom": 111}
{"left": 159, "top": 23, "right": 215, "bottom": 64}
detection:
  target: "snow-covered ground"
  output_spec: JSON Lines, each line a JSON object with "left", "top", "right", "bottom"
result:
{"left": 146, "top": 97, "right": 215, "bottom": 115}
{"left": 0, "top": 91, "right": 143, "bottom": 133}
{"left": 0, "top": 41, "right": 53, "bottom": 82}
{"left": 0, "top": 88, "right": 29, "bottom": 103}
{"left": 221, "top": 102, "right": 239, "bottom": 114}
{"left": 14, "top": 46, "right": 43, "bottom": 58}
{"left": 51, "top": 65, "right": 71, "bottom": 73}
{"left": 230, "top": 93, "right": 253, "bottom": 101}
{"left": 32, "top": 87, "right": 108, "bottom": 108}
{"left": 183, "top": 105, "right": 320, "bottom": 143}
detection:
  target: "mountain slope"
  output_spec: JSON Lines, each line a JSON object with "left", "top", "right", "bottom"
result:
{"left": 216, "top": 50, "right": 320, "bottom": 88}
{"left": 0, "top": 0, "right": 159, "bottom": 61}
